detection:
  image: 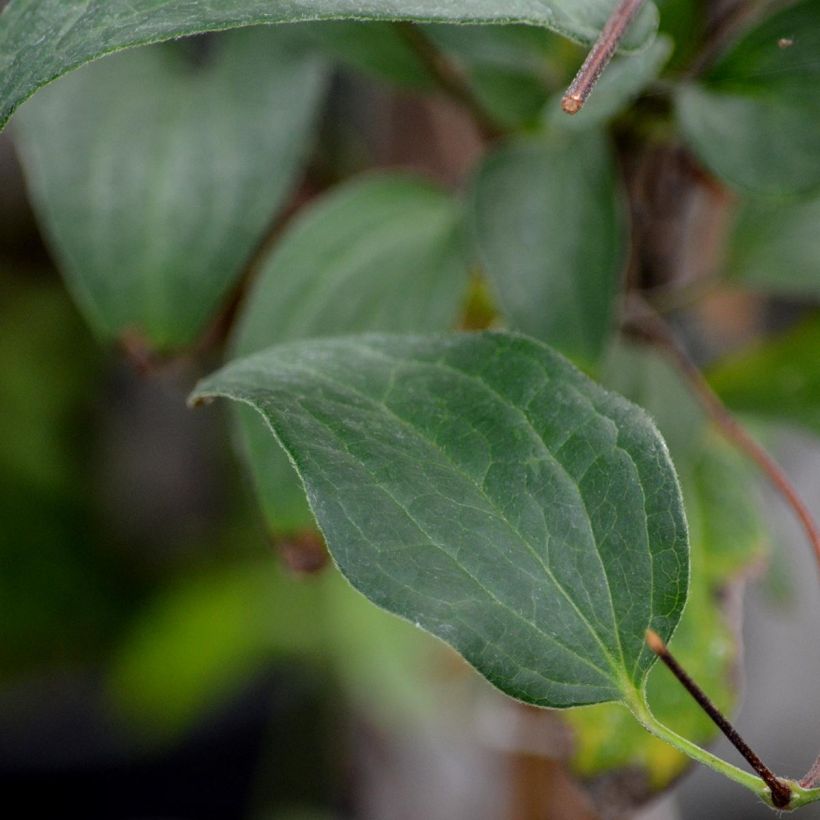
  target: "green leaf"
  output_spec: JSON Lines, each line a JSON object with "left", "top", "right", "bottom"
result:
{"left": 726, "top": 194, "right": 820, "bottom": 298}
{"left": 469, "top": 133, "right": 625, "bottom": 365}
{"left": 546, "top": 35, "right": 673, "bottom": 130}
{"left": 677, "top": 0, "right": 820, "bottom": 196}
{"left": 709, "top": 316, "right": 820, "bottom": 438}
{"left": 13, "top": 28, "right": 327, "bottom": 350}
{"left": 232, "top": 174, "right": 470, "bottom": 534}
{"left": 0, "top": 0, "right": 660, "bottom": 132}
{"left": 567, "top": 344, "right": 766, "bottom": 792}
{"left": 191, "top": 332, "right": 689, "bottom": 708}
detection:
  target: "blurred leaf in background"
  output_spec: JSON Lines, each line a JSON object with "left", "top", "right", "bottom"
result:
{"left": 14, "top": 28, "right": 328, "bottom": 350}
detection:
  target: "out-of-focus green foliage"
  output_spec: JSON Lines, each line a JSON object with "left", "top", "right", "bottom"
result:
{"left": 0, "top": 274, "right": 124, "bottom": 673}
{"left": 14, "top": 28, "right": 327, "bottom": 350}
{"left": 109, "top": 557, "right": 440, "bottom": 740}
{"left": 727, "top": 195, "right": 820, "bottom": 298}
{"left": 710, "top": 317, "right": 820, "bottom": 440}
{"left": 470, "top": 131, "right": 624, "bottom": 366}
{"left": 678, "top": 0, "right": 820, "bottom": 196}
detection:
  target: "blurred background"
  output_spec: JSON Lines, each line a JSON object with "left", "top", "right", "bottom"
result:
{"left": 1, "top": 6, "right": 820, "bottom": 820}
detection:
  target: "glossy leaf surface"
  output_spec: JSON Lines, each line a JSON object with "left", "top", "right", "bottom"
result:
{"left": 192, "top": 332, "right": 689, "bottom": 708}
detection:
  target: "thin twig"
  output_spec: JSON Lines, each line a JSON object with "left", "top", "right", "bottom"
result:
{"left": 801, "top": 756, "right": 820, "bottom": 789}
{"left": 646, "top": 630, "right": 792, "bottom": 808}
{"left": 562, "top": 0, "right": 648, "bottom": 114}
{"left": 625, "top": 298, "right": 820, "bottom": 574}
{"left": 394, "top": 23, "right": 504, "bottom": 140}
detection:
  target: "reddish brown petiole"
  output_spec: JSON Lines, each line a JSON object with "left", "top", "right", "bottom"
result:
{"left": 562, "top": 0, "right": 648, "bottom": 114}
{"left": 646, "top": 631, "right": 792, "bottom": 808}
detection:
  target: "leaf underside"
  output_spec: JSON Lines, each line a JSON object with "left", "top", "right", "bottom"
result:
{"left": 0, "top": 0, "right": 659, "bottom": 132}
{"left": 192, "top": 332, "right": 689, "bottom": 709}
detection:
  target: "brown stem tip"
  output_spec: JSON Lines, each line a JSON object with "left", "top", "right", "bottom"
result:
{"left": 645, "top": 628, "right": 666, "bottom": 655}
{"left": 561, "top": 0, "right": 648, "bottom": 115}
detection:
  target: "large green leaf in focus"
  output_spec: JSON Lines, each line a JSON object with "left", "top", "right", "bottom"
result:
{"left": 191, "top": 332, "right": 689, "bottom": 708}
{"left": 567, "top": 343, "right": 766, "bottom": 791}
{"left": 14, "top": 28, "right": 327, "bottom": 350}
{"left": 232, "top": 175, "right": 470, "bottom": 535}
{"left": 677, "top": 0, "right": 820, "bottom": 197}
{"left": 727, "top": 195, "right": 820, "bottom": 298}
{"left": 0, "top": 0, "right": 660, "bottom": 133}
{"left": 709, "top": 316, "right": 820, "bottom": 438}
{"left": 469, "top": 133, "right": 625, "bottom": 365}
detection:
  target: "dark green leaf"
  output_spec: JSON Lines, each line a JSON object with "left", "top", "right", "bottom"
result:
{"left": 192, "top": 332, "right": 689, "bottom": 708}
{"left": 233, "top": 174, "right": 470, "bottom": 534}
{"left": 469, "top": 132, "right": 625, "bottom": 365}
{"left": 709, "top": 317, "right": 820, "bottom": 438}
{"left": 677, "top": 0, "right": 820, "bottom": 196}
{"left": 727, "top": 195, "right": 820, "bottom": 297}
{"left": 14, "top": 28, "right": 327, "bottom": 349}
{"left": 0, "top": 0, "right": 659, "bottom": 132}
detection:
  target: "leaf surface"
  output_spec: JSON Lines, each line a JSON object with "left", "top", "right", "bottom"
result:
{"left": 677, "top": 0, "right": 820, "bottom": 196}
{"left": 14, "top": 28, "right": 327, "bottom": 349}
{"left": 232, "top": 175, "right": 469, "bottom": 534}
{"left": 469, "top": 133, "right": 625, "bottom": 365}
{"left": 192, "top": 332, "right": 689, "bottom": 708}
{"left": 0, "top": 0, "right": 659, "bottom": 131}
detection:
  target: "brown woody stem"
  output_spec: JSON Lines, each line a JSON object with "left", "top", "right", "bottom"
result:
{"left": 646, "top": 630, "right": 792, "bottom": 808}
{"left": 626, "top": 299, "right": 820, "bottom": 576}
{"left": 561, "top": 0, "right": 648, "bottom": 114}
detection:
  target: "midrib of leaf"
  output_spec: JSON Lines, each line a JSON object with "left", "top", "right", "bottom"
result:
{"left": 281, "top": 343, "right": 632, "bottom": 685}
